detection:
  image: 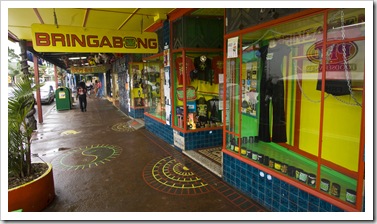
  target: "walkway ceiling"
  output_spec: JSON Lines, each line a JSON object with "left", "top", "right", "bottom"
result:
{"left": 8, "top": 8, "right": 224, "bottom": 71}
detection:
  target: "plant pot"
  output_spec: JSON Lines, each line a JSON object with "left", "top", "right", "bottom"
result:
{"left": 8, "top": 163, "right": 55, "bottom": 212}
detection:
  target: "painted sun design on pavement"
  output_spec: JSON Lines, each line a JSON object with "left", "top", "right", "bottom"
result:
{"left": 52, "top": 144, "right": 122, "bottom": 171}
{"left": 111, "top": 122, "right": 135, "bottom": 132}
{"left": 143, "top": 156, "right": 211, "bottom": 195}
{"left": 60, "top": 130, "right": 81, "bottom": 136}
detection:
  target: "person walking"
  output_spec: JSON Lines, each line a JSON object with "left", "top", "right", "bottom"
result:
{"left": 95, "top": 79, "right": 102, "bottom": 98}
{"left": 77, "top": 81, "right": 87, "bottom": 112}
{"left": 86, "top": 80, "right": 93, "bottom": 96}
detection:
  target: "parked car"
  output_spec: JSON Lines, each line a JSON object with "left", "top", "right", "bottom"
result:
{"left": 35, "top": 84, "right": 55, "bottom": 104}
{"left": 43, "top": 81, "right": 57, "bottom": 92}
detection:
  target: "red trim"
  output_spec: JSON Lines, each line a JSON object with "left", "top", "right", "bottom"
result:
{"left": 282, "top": 143, "right": 358, "bottom": 179}
{"left": 237, "top": 36, "right": 242, "bottom": 157}
{"left": 169, "top": 19, "right": 175, "bottom": 130}
{"left": 315, "top": 11, "right": 330, "bottom": 192}
{"left": 34, "top": 56, "right": 43, "bottom": 124}
{"left": 326, "top": 36, "right": 365, "bottom": 45}
{"left": 224, "top": 9, "right": 326, "bottom": 40}
{"left": 142, "top": 52, "right": 163, "bottom": 61}
{"left": 182, "top": 49, "right": 187, "bottom": 130}
{"left": 322, "top": 160, "right": 358, "bottom": 180}
{"left": 168, "top": 8, "right": 197, "bottom": 22}
{"left": 355, "top": 65, "right": 365, "bottom": 211}
{"left": 223, "top": 149, "right": 360, "bottom": 212}
{"left": 281, "top": 143, "right": 318, "bottom": 161}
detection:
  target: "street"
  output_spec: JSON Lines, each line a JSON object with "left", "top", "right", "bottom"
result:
{"left": 34, "top": 100, "right": 55, "bottom": 123}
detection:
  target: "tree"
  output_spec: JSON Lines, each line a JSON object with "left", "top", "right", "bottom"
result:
{"left": 8, "top": 40, "right": 38, "bottom": 179}
{"left": 8, "top": 78, "right": 38, "bottom": 178}
{"left": 8, "top": 47, "right": 21, "bottom": 84}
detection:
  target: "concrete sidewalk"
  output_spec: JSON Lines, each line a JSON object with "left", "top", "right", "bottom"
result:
{"left": 31, "top": 96, "right": 267, "bottom": 216}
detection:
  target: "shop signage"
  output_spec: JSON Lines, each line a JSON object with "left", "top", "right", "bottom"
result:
{"left": 306, "top": 42, "right": 358, "bottom": 73}
{"left": 70, "top": 65, "right": 110, "bottom": 74}
{"left": 31, "top": 24, "right": 158, "bottom": 53}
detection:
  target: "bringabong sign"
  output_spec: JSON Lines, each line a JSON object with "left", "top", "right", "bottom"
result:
{"left": 31, "top": 24, "right": 158, "bottom": 53}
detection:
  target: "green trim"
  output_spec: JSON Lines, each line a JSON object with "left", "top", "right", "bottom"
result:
{"left": 288, "top": 60, "right": 296, "bottom": 146}
{"left": 257, "top": 142, "right": 356, "bottom": 186}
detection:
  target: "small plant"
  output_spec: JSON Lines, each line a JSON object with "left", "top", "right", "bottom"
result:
{"left": 8, "top": 77, "right": 39, "bottom": 179}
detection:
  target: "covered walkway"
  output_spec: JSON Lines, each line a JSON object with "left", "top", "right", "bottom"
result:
{"left": 30, "top": 96, "right": 268, "bottom": 214}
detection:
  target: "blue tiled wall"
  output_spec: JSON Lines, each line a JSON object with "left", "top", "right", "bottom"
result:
{"left": 174, "top": 129, "right": 223, "bottom": 150}
{"left": 145, "top": 116, "right": 173, "bottom": 145}
{"left": 223, "top": 153, "right": 346, "bottom": 212}
{"left": 129, "top": 108, "right": 144, "bottom": 119}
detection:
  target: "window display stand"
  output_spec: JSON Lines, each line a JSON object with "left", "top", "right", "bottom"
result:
{"left": 141, "top": 53, "right": 166, "bottom": 122}
{"left": 171, "top": 48, "right": 224, "bottom": 150}
{"left": 143, "top": 53, "right": 175, "bottom": 145}
{"left": 128, "top": 61, "right": 146, "bottom": 119}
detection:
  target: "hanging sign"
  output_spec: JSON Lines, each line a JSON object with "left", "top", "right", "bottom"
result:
{"left": 227, "top": 37, "right": 239, "bottom": 58}
{"left": 31, "top": 24, "right": 158, "bottom": 53}
{"left": 70, "top": 65, "right": 111, "bottom": 74}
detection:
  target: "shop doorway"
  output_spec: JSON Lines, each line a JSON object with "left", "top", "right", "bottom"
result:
{"left": 182, "top": 147, "right": 222, "bottom": 177}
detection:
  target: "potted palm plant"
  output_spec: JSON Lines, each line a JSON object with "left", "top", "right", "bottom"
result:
{"left": 8, "top": 47, "right": 55, "bottom": 211}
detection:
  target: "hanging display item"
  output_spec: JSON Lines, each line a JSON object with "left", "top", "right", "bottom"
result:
{"left": 211, "top": 55, "right": 223, "bottom": 84}
{"left": 175, "top": 56, "right": 194, "bottom": 85}
{"left": 258, "top": 39, "right": 291, "bottom": 143}
{"left": 192, "top": 55, "right": 213, "bottom": 84}
{"left": 208, "top": 98, "right": 220, "bottom": 122}
{"left": 176, "top": 86, "right": 197, "bottom": 101}
{"left": 196, "top": 97, "right": 208, "bottom": 127}
{"left": 241, "top": 50, "right": 259, "bottom": 117}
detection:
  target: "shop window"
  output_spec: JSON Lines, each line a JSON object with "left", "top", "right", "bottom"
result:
{"left": 140, "top": 55, "right": 166, "bottom": 121}
{"left": 172, "top": 49, "right": 224, "bottom": 131}
{"left": 129, "top": 62, "right": 145, "bottom": 108}
{"left": 224, "top": 9, "right": 365, "bottom": 210}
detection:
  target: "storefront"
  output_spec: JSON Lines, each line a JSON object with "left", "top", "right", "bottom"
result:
{"left": 113, "top": 7, "right": 366, "bottom": 212}
{"left": 112, "top": 56, "right": 131, "bottom": 115}
{"left": 142, "top": 14, "right": 225, "bottom": 151}
{"left": 223, "top": 8, "right": 365, "bottom": 212}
